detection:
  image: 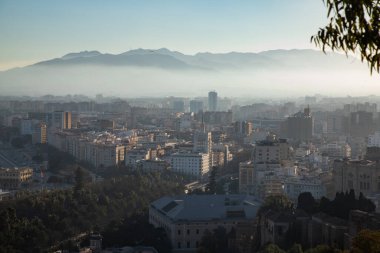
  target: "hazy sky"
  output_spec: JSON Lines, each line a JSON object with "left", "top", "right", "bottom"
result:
{"left": 0, "top": 0, "right": 328, "bottom": 70}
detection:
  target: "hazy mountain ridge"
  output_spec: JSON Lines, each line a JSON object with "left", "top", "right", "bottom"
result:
{"left": 0, "top": 48, "right": 376, "bottom": 97}
{"left": 25, "top": 48, "right": 363, "bottom": 71}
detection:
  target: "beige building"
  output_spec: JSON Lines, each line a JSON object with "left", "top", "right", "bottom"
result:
{"left": 239, "top": 161, "right": 255, "bottom": 195}
{"left": 0, "top": 167, "right": 33, "bottom": 190}
{"left": 333, "top": 159, "right": 380, "bottom": 196}
{"left": 49, "top": 131, "right": 125, "bottom": 168}
{"left": 149, "top": 195, "right": 260, "bottom": 253}
{"left": 85, "top": 143, "right": 125, "bottom": 168}
{"left": 260, "top": 178, "right": 284, "bottom": 199}
{"left": 32, "top": 122, "right": 47, "bottom": 144}
{"left": 212, "top": 151, "right": 225, "bottom": 167}
{"left": 254, "top": 139, "right": 290, "bottom": 164}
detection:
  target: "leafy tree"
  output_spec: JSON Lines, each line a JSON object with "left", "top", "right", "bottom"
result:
{"left": 102, "top": 213, "right": 171, "bottom": 253}
{"left": 287, "top": 244, "right": 303, "bottom": 253}
{"left": 312, "top": 0, "right": 380, "bottom": 73}
{"left": 253, "top": 195, "right": 293, "bottom": 252}
{"left": 258, "top": 194, "right": 293, "bottom": 216}
{"left": 0, "top": 171, "right": 184, "bottom": 252}
{"left": 259, "top": 244, "right": 286, "bottom": 253}
{"left": 318, "top": 190, "right": 375, "bottom": 220}
{"left": 74, "top": 167, "right": 85, "bottom": 193}
{"left": 297, "top": 192, "right": 316, "bottom": 214}
{"left": 303, "top": 244, "right": 339, "bottom": 253}
{"left": 351, "top": 229, "right": 380, "bottom": 253}
{"left": 197, "top": 227, "right": 233, "bottom": 253}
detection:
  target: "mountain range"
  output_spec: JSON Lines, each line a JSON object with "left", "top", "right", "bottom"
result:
{"left": 25, "top": 48, "right": 363, "bottom": 71}
{"left": 0, "top": 48, "right": 376, "bottom": 97}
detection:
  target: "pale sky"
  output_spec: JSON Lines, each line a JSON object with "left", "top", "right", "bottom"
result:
{"left": 0, "top": 0, "right": 328, "bottom": 70}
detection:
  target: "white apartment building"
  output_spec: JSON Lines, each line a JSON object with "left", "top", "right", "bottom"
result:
{"left": 368, "top": 131, "right": 380, "bottom": 147}
{"left": 170, "top": 152, "right": 210, "bottom": 178}
{"left": 283, "top": 178, "right": 326, "bottom": 201}
{"left": 319, "top": 142, "right": 351, "bottom": 158}
{"left": 125, "top": 149, "right": 149, "bottom": 168}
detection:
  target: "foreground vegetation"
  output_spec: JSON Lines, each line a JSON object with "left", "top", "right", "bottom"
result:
{"left": 0, "top": 171, "right": 184, "bottom": 252}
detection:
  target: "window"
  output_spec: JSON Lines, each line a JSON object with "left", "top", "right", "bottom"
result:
{"left": 187, "top": 229, "right": 190, "bottom": 235}
{"left": 187, "top": 242, "right": 190, "bottom": 248}
{"left": 178, "top": 230, "right": 181, "bottom": 235}
{"left": 178, "top": 242, "right": 181, "bottom": 249}
{"left": 196, "top": 229, "right": 199, "bottom": 234}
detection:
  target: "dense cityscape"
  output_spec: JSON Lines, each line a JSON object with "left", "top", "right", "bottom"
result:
{"left": 2, "top": 0, "right": 380, "bottom": 252}
{"left": 0, "top": 92, "right": 379, "bottom": 252}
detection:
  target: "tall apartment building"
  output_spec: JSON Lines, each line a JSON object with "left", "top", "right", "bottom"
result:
{"left": 208, "top": 91, "right": 217, "bottom": 111}
{"left": 368, "top": 131, "right": 380, "bottom": 147}
{"left": 282, "top": 107, "right": 313, "bottom": 141}
{"left": 193, "top": 131, "right": 212, "bottom": 154}
{"left": 239, "top": 161, "right": 255, "bottom": 194}
{"left": 234, "top": 121, "right": 253, "bottom": 136}
{"left": 51, "top": 111, "right": 72, "bottom": 129}
{"left": 348, "top": 111, "right": 375, "bottom": 137}
{"left": 189, "top": 100, "right": 203, "bottom": 114}
{"left": 32, "top": 122, "right": 47, "bottom": 144}
{"left": 193, "top": 131, "right": 212, "bottom": 169}
{"left": 170, "top": 153, "right": 210, "bottom": 178}
{"left": 172, "top": 100, "right": 185, "bottom": 113}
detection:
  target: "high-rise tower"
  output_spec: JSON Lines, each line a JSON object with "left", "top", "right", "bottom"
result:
{"left": 208, "top": 91, "right": 217, "bottom": 111}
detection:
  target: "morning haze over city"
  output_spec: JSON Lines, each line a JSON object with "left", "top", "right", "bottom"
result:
{"left": 0, "top": 1, "right": 380, "bottom": 253}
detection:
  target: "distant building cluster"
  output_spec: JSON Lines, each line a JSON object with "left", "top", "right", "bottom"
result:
{"left": 3, "top": 93, "right": 380, "bottom": 251}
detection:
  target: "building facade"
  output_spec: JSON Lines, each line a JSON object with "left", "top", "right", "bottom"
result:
{"left": 149, "top": 195, "right": 260, "bottom": 253}
{"left": 170, "top": 153, "right": 210, "bottom": 178}
{"left": 0, "top": 167, "right": 33, "bottom": 190}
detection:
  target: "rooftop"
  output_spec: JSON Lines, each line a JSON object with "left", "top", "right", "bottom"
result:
{"left": 150, "top": 194, "right": 261, "bottom": 222}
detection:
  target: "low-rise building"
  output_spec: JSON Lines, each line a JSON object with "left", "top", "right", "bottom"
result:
{"left": 284, "top": 177, "right": 326, "bottom": 201}
{"left": 149, "top": 195, "right": 261, "bottom": 253}
{"left": 308, "top": 212, "right": 348, "bottom": 249}
{"left": 333, "top": 159, "right": 380, "bottom": 196}
{"left": 0, "top": 167, "right": 33, "bottom": 190}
